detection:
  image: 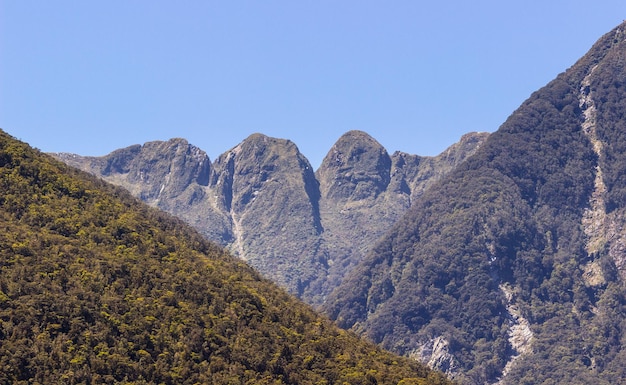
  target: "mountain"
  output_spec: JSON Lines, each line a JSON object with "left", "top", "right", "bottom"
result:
{"left": 54, "top": 130, "right": 488, "bottom": 305}
{"left": 54, "top": 138, "right": 233, "bottom": 245}
{"left": 317, "top": 131, "right": 489, "bottom": 299}
{"left": 324, "top": 22, "right": 626, "bottom": 384}
{"left": 210, "top": 134, "right": 325, "bottom": 296}
{"left": 0, "top": 128, "right": 453, "bottom": 384}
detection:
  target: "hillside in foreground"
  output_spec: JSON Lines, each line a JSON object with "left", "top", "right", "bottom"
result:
{"left": 0, "top": 129, "right": 451, "bottom": 384}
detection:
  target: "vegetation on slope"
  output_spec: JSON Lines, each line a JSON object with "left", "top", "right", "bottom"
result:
{"left": 325, "top": 22, "right": 626, "bottom": 384}
{"left": 0, "top": 129, "right": 452, "bottom": 385}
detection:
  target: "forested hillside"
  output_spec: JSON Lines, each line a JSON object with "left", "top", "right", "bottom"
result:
{"left": 325, "top": 22, "right": 626, "bottom": 384}
{"left": 0, "top": 129, "right": 452, "bottom": 384}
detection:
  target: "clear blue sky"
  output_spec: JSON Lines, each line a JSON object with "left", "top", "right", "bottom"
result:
{"left": 2, "top": 1, "right": 625, "bottom": 169}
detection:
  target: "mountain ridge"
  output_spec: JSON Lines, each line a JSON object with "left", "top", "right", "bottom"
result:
{"left": 54, "top": 130, "right": 489, "bottom": 305}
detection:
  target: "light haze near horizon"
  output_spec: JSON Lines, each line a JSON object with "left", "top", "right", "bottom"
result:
{"left": 2, "top": 1, "right": 625, "bottom": 168}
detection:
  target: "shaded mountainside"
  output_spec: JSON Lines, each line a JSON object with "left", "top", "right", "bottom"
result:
{"left": 54, "top": 131, "right": 488, "bottom": 305}
{"left": 0, "top": 129, "right": 453, "bottom": 384}
{"left": 325, "top": 22, "right": 626, "bottom": 384}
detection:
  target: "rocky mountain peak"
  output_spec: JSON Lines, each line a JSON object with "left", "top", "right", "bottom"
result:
{"left": 99, "top": 144, "right": 142, "bottom": 175}
{"left": 54, "top": 138, "right": 211, "bottom": 204}
{"left": 317, "top": 130, "right": 391, "bottom": 201}
{"left": 213, "top": 133, "right": 316, "bottom": 213}
{"left": 129, "top": 138, "right": 211, "bottom": 190}
{"left": 230, "top": 133, "right": 303, "bottom": 169}
{"left": 209, "top": 133, "right": 324, "bottom": 295}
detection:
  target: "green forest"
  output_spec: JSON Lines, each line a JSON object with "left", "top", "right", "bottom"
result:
{"left": 0, "top": 129, "right": 452, "bottom": 385}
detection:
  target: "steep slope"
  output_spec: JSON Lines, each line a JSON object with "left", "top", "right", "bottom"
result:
{"left": 53, "top": 132, "right": 487, "bottom": 306}
{"left": 0, "top": 129, "right": 453, "bottom": 385}
{"left": 317, "top": 131, "right": 489, "bottom": 298}
{"left": 210, "top": 134, "right": 324, "bottom": 297}
{"left": 325, "top": 22, "right": 626, "bottom": 384}
{"left": 317, "top": 131, "right": 397, "bottom": 300}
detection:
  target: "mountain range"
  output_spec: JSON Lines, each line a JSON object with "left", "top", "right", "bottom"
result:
{"left": 51, "top": 21, "right": 626, "bottom": 385}
{"left": 54, "top": 130, "right": 488, "bottom": 306}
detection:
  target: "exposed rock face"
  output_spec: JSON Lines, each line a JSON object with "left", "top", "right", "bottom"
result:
{"left": 209, "top": 134, "right": 325, "bottom": 295}
{"left": 317, "top": 131, "right": 398, "bottom": 299}
{"left": 52, "top": 131, "right": 488, "bottom": 305}
{"left": 497, "top": 283, "right": 533, "bottom": 382}
{"left": 578, "top": 60, "right": 626, "bottom": 281}
{"left": 409, "top": 336, "right": 460, "bottom": 377}
{"left": 317, "top": 130, "right": 392, "bottom": 202}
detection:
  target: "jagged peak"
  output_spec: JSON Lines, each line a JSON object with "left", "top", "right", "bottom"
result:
{"left": 240, "top": 132, "right": 296, "bottom": 148}
{"left": 140, "top": 138, "right": 207, "bottom": 156}
{"left": 436, "top": 131, "right": 490, "bottom": 161}
{"left": 317, "top": 131, "right": 392, "bottom": 201}
{"left": 336, "top": 129, "right": 378, "bottom": 140}
{"left": 133, "top": 137, "right": 190, "bottom": 152}
{"left": 80, "top": 138, "right": 210, "bottom": 166}
{"left": 217, "top": 133, "right": 310, "bottom": 174}
{"left": 244, "top": 132, "right": 271, "bottom": 142}
{"left": 151, "top": 137, "right": 189, "bottom": 146}
{"left": 227, "top": 133, "right": 299, "bottom": 155}
{"left": 457, "top": 131, "right": 490, "bottom": 144}
{"left": 390, "top": 132, "right": 489, "bottom": 161}
{"left": 320, "top": 130, "right": 389, "bottom": 169}
{"left": 330, "top": 130, "right": 384, "bottom": 150}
